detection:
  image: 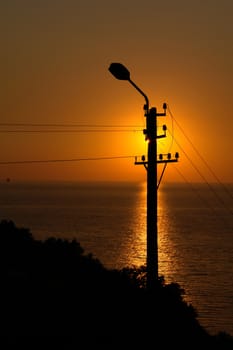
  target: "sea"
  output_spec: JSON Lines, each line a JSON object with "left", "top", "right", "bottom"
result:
{"left": 0, "top": 180, "right": 232, "bottom": 337}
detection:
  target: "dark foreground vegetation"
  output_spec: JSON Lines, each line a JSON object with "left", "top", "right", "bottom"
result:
{"left": 0, "top": 219, "right": 232, "bottom": 349}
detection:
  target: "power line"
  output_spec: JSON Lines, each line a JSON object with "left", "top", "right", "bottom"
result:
{"left": 165, "top": 106, "right": 233, "bottom": 216}
{"left": 168, "top": 131, "right": 233, "bottom": 214}
{"left": 0, "top": 123, "right": 143, "bottom": 128}
{"left": 0, "top": 155, "right": 136, "bottom": 165}
{"left": 0, "top": 129, "right": 142, "bottom": 133}
{"left": 0, "top": 122, "right": 143, "bottom": 133}
{"left": 167, "top": 104, "right": 233, "bottom": 202}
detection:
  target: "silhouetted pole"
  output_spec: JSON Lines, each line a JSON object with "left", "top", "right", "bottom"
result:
{"left": 146, "top": 107, "right": 159, "bottom": 288}
{"left": 108, "top": 63, "right": 178, "bottom": 290}
{"left": 143, "top": 105, "right": 169, "bottom": 289}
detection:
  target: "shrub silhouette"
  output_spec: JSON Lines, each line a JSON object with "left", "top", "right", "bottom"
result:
{"left": 0, "top": 219, "right": 232, "bottom": 348}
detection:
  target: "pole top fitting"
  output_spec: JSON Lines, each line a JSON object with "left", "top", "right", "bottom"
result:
{"left": 149, "top": 107, "right": 157, "bottom": 117}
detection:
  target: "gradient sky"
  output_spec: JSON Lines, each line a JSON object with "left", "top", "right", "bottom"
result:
{"left": 2, "top": 0, "right": 233, "bottom": 182}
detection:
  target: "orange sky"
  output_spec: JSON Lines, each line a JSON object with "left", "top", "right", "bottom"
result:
{"left": 2, "top": 0, "right": 233, "bottom": 183}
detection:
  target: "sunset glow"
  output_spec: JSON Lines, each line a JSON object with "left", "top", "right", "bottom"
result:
{"left": 2, "top": 1, "right": 233, "bottom": 183}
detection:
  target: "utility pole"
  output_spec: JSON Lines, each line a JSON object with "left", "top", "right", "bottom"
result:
{"left": 135, "top": 105, "right": 179, "bottom": 290}
{"left": 108, "top": 63, "right": 179, "bottom": 290}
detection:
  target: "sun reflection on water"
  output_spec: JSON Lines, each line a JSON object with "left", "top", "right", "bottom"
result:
{"left": 120, "top": 182, "right": 182, "bottom": 286}
{"left": 115, "top": 181, "right": 147, "bottom": 268}
{"left": 158, "top": 186, "right": 182, "bottom": 284}
{"left": 118, "top": 182, "right": 180, "bottom": 281}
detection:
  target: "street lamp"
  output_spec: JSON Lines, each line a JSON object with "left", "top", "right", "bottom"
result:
{"left": 108, "top": 63, "right": 149, "bottom": 114}
{"left": 108, "top": 62, "right": 178, "bottom": 290}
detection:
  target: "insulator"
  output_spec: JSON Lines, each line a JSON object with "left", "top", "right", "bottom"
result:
{"left": 142, "top": 155, "right": 146, "bottom": 161}
{"left": 163, "top": 103, "right": 167, "bottom": 110}
{"left": 159, "top": 154, "right": 163, "bottom": 160}
{"left": 175, "top": 152, "right": 179, "bottom": 159}
{"left": 167, "top": 153, "right": 171, "bottom": 159}
{"left": 162, "top": 125, "right": 167, "bottom": 131}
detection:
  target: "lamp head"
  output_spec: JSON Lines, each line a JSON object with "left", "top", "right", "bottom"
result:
{"left": 108, "top": 63, "right": 130, "bottom": 80}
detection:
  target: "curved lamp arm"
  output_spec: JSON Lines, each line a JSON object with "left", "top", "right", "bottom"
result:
{"left": 108, "top": 62, "right": 149, "bottom": 114}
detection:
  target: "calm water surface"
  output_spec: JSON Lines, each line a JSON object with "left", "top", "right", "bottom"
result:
{"left": 0, "top": 181, "right": 232, "bottom": 336}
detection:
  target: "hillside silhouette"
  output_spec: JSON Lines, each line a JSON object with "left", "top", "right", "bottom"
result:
{"left": 0, "top": 219, "right": 232, "bottom": 349}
